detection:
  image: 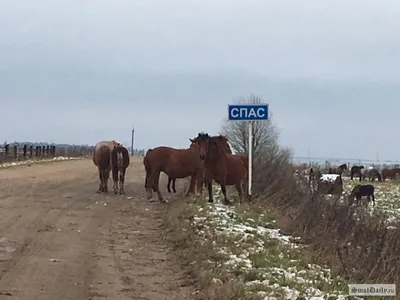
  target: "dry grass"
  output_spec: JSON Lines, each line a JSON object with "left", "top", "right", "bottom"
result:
{"left": 166, "top": 184, "right": 351, "bottom": 299}
{"left": 166, "top": 153, "right": 400, "bottom": 299}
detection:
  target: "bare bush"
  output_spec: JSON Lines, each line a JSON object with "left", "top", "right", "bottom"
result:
{"left": 221, "top": 94, "right": 295, "bottom": 199}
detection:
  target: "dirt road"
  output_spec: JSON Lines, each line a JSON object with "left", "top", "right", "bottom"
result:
{"left": 0, "top": 158, "right": 196, "bottom": 300}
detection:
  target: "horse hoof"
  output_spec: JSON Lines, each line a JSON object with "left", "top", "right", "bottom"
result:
{"left": 119, "top": 190, "right": 124, "bottom": 195}
{"left": 208, "top": 199, "right": 214, "bottom": 203}
{"left": 96, "top": 190, "right": 102, "bottom": 194}
{"left": 114, "top": 191, "right": 118, "bottom": 195}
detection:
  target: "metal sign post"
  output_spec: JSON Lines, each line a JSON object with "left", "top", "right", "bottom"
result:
{"left": 228, "top": 104, "right": 269, "bottom": 198}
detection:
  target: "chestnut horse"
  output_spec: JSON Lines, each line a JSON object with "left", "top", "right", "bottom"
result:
{"left": 166, "top": 135, "right": 234, "bottom": 193}
{"left": 381, "top": 168, "right": 400, "bottom": 181}
{"left": 143, "top": 142, "right": 205, "bottom": 202}
{"left": 93, "top": 140, "right": 122, "bottom": 193}
{"left": 111, "top": 145, "right": 130, "bottom": 194}
{"left": 192, "top": 133, "right": 248, "bottom": 205}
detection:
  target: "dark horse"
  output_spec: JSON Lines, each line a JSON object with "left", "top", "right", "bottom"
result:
{"left": 350, "top": 165, "right": 364, "bottom": 181}
{"left": 328, "top": 164, "right": 347, "bottom": 176}
{"left": 143, "top": 142, "right": 205, "bottom": 202}
{"left": 111, "top": 144, "right": 130, "bottom": 194}
{"left": 192, "top": 133, "right": 248, "bottom": 205}
{"left": 349, "top": 184, "right": 375, "bottom": 206}
{"left": 92, "top": 140, "right": 121, "bottom": 193}
{"left": 166, "top": 135, "right": 234, "bottom": 193}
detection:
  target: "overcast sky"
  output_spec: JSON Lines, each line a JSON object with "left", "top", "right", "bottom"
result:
{"left": 1, "top": 0, "right": 400, "bottom": 160}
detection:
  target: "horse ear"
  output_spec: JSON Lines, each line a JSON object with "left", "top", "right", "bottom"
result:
{"left": 189, "top": 138, "right": 195, "bottom": 143}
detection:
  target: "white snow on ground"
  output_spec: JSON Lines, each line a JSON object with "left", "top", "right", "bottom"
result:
{"left": 320, "top": 174, "right": 341, "bottom": 182}
{"left": 188, "top": 186, "right": 359, "bottom": 300}
{"left": 0, "top": 156, "right": 84, "bottom": 168}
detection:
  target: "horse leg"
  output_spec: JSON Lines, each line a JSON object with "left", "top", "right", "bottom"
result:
{"left": 172, "top": 178, "right": 177, "bottom": 193}
{"left": 145, "top": 172, "right": 154, "bottom": 201}
{"left": 372, "top": 194, "right": 375, "bottom": 206}
{"left": 103, "top": 169, "right": 110, "bottom": 193}
{"left": 235, "top": 182, "right": 243, "bottom": 204}
{"left": 119, "top": 169, "right": 126, "bottom": 194}
{"left": 97, "top": 167, "right": 103, "bottom": 193}
{"left": 185, "top": 175, "right": 196, "bottom": 197}
{"left": 112, "top": 168, "right": 118, "bottom": 194}
{"left": 195, "top": 171, "right": 205, "bottom": 197}
{"left": 221, "top": 184, "right": 231, "bottom": 205}
{"left": 154, "top": 172, "right": 166, "bottom": 203}
{"left": 206, "top": 181, "right": 213, "bottom": 203}
{"left": 167, "top": 176, "right": 172, "bottom": 193}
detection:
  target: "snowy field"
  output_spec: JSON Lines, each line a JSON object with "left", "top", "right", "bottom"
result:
{"left": 184, "top": 186, "right": 360, "bottom": 300}
{"left": 299, "top": 170, "right": 400, "bottom": 226}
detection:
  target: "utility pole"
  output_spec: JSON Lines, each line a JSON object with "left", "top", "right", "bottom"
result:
{"left": 131, "top": 127, "right": 135, "bottom": 156}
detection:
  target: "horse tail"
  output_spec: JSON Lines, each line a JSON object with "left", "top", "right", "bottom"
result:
{"left": 98, "top": 145, "right": 111, "bottom": 172}
{"left": 143, "top": 154, "right": 151, "bottom": 173}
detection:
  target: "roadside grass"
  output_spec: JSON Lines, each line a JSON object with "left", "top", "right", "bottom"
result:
{"left": 167, "top": 186, "right": 353, "bottom": 300}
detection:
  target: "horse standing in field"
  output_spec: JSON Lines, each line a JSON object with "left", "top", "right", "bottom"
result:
{"left": 191, "top": 133, "right": 248, "bottom": 205}
{"left": 328, "top": 164, "right": 347, "bottom": 176}
{"left": 92, "top": 140, "right": 122, "bottom": 193}
{"left": 166, "top": 135, "right": 235, "bottom": 193}
{"left": 111, "top": 145, "right": 130, "bottom": 194}
{"left": 381, "top": 168, "right": 400, "bottom": 181}
{"left": 348, "top": 184, "right": 375, "bottom": 206}
{"left": 365, "top": 168, "right": 382, "bottom": 181}
{"left": 143, "top": 142, "right": 205, "bottom": 202}
{"left": 350, "top": 165, "right": 364, "bottom": 181}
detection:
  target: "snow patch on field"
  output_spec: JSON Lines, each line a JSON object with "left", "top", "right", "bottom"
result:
{"left": 187, "top": 186, "right": 356, "bottom": 299}
{"left": 0, "top": 156, "right": 84, "bottom": 168}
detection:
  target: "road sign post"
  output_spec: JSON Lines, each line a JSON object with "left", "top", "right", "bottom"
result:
{"left": 228, "top": 104, "right": 269, "bottom": 199}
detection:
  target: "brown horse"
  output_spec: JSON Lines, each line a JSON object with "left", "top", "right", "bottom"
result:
{"left": 192, "top": 133, "right": 248, "bottom": 205}
{"left": 111, "top": 145, "right": 130, "bottom": 194}
{"left": 93, "top": 140, "right": 122, "bottom": 193}
{"left": 166, "top": 135, "right": 234, "bottom": 193}
{"left": 143, "top": 143, "right": 205, "bottom": 202}
{"left": 381, "top": 168, "right": 400, "bottom": 181}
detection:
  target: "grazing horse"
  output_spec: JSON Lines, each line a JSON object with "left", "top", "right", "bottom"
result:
{"left": 381, "top": 168, "right": 400, "bottom": 181}
{"left": 349, "top": 184, "right": 375, "bottom": 206}
{"left": 192, "top": 133, "right": 248, "bottom": 205}
{"left": 166, "top": 135, "right": 234, "bottom": 193}
{"left": 328, "top": 164, "right": 347, "bottom": 176}
{"left": 111, "top": 145, "right": 130, "bottom": 194}
{"left": 350, "top": 165, "right": 364, "bottom": 181}
{"left": 93, "top": 140, "right": 122, "bottom": 193}
{"left": 365, "top": 168, "right": 382, "bottom": 182}
{"left": 143, "top": 143, "right": 205, "bottom": 202}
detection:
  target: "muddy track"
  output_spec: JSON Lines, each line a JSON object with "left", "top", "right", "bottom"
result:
{"left": 0, "top": 158, "right": 196, "bottom": 300}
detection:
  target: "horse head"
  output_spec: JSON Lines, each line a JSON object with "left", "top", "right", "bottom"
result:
{"left": 190, "top": 132, "right": 210, "bottom": 160}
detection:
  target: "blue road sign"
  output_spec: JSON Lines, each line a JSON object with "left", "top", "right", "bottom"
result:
{"left": 228, "top": 104, "right": 269, "bottom": 121}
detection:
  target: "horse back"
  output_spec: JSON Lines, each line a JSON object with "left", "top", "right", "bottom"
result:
{"left": 144, "top": 146, "right": 201, "bottom": 173}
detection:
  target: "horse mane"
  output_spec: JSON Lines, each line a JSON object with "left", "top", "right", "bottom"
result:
{"left": 205, "top": 136, "right": 226, "bottom": 164}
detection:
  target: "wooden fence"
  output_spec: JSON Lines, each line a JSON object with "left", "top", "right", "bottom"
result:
{"left": 0, "top": 144, "right": 94, "bottom": 164}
